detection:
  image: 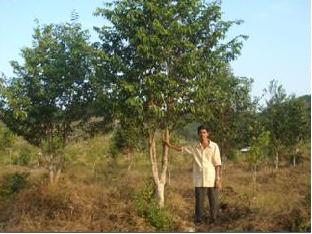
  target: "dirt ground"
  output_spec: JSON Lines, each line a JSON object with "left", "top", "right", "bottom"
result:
{"left": 0, "top": 139, "right": 310, "bottom": 232}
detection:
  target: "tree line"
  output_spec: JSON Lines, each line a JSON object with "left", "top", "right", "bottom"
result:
{"left": 0, "top": 0, "right": 310, "bottom": 207}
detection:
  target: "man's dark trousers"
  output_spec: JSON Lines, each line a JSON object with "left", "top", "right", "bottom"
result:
{"left": 195, "top": 187, "right": 219, "bottom": 223}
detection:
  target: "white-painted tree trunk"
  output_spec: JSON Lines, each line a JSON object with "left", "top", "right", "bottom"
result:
{"left": 293, "top": 155, "right": 296, "bottom": 167}
{"left": 252, "top": 164, "right": 257, "bottom": 184}
{"left": 148, "top": 128, "right": 169, "bottom": 208}
{"left": 157, "top": 182, "right": 165, "bottom": 208}
{"left": 274, "top": 152, "right": 279, "bottom": 170}
{"left": 47, "top": 153, "right": 63, "bottom": 185}
{"left": 49, "top": 168, "right": 54, "bottom": 184}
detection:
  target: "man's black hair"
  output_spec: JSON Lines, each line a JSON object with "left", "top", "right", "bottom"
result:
{"left": 197, "top": 125, "right": 209, "bottom": 134}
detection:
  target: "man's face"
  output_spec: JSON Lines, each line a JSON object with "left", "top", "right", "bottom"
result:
{"left": 198, "top": 129, "right": 209, "bottom": 140}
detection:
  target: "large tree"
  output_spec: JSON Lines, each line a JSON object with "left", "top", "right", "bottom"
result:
{"left": 95, "top": 0, "right": 247, "bottom": 207}
{"left": 0, "top": 19, "right": 97, "bottom": 183}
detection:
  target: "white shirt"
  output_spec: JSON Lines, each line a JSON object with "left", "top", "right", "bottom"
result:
{"left": 182, "top": 140, "right": 221, "bottom": 187}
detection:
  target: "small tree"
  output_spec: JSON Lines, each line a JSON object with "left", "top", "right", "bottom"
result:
{"left": 0, "top": 122, "right": 15, "bottom": 150}
{"left": 262, "top": 80, "right": 288, "bottom": 170}
{"left": 282, "top": 97, "right": 310, "bottom": 166}
{"left": 262, "top": 80, "right": 310, "bottom": 168}
{"left": 0, "top": 19, "right": 97, "bottom": 184}
{"left": 247, "top": 131, "right": 270, "bottom": 185}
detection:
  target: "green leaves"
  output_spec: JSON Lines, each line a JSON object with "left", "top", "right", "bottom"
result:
{"left": 95, "top": 0, "right": 247, "bottom": 133}
{"left": 1, "top": 20, "right": 97, "bottom": 149}
{"left": 262, "top": 80, "right": 310, "bottom": 156}
{"left": 248, "top": 131, "right": 270, "bottom": 166}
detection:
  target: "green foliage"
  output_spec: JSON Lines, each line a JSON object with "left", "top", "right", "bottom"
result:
{"left": 0, "top": 123, "right": 15, "bottom": 150}
{"left": 94, "top": 0, "right": 248, "bottom": 134}
{"left": 247, "top": 131, "right": 270, "bottom": 166}
{"left": 0, "top": 172, "right": 29, "bottom": 199}
{"left": 262, "top": 80, "right": 310, "bottom": 163}
{"left": 110, "top": 119, "right": 146, "bottom": 157}
{"left": 198, "top": 65, "right": 257, "bottom": 156}
{"left": 287, "top": 202, "right": 311, "bottom": 232}
{"left": 12, "top": 148, "right": 32, "bottom": 166}
{"left": 134, "top": 181, "right": 172, "bottom": 231}
{"left": 0, "top": 19, "right": 98, "bottom": 155}
{"left": 40, "top": 135, "right": 64, "bottom": 156}
{"left": 227, "top": 149, "right": 242, "bottom": 162}
{"left": 177, "top": 121, "right": 200, "bottom": 141}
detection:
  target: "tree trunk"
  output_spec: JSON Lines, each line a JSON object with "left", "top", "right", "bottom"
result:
{"left": 274, "top": 152, "right": 279, "bottom": 170}
{"left": 49, "top": 167, "right": 62, "bottom": 184}
{"left": 149, "top": 130, "right": 159, "bottom": 186}
{"left": 127, "top": 150, "right": 134, "bottom": 171}
{"left": 252, "top": 164, "right": 257, "bottom": 193}
{"left": 157, "top": 182, "right": 165, "bottom": 208}
{"left": 54, "top": 168, "right": 62, "bottom": 184}
{"left": 49, "top": 165, "right": 55, "bottom": 184}
{"left": 159, "top": 128, "right": 169, "bottom": 207}
{"left": 47, "top": 153, "right": 63, "bottom": 185}
{"left": 167, "top": 156, "right": 171, "bottom": 186}
{"left": 293, "top": 155, "right": 296, "bottom": 167}
{"left": 253, "top": 164, "right": 257, "bottom": 184}
{"left": 293, "top": 148, "right": 299, "bottom": 167}
{"left": 148, "top": 128, "right": 169, "bottom": 208}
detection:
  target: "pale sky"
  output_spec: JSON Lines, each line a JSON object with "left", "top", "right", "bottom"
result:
{"left": 0, "top": 0, "right": 310, "bottom": 99}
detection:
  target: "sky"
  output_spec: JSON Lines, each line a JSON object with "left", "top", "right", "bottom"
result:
{"left": 0, "top": 0, "right": 310, "bottom": 99}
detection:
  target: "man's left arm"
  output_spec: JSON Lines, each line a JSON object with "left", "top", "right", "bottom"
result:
{"left": 214, "top": 144, "right": 222, "bottom": 190}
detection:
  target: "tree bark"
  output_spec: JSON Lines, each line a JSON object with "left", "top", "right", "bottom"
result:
{"left": 157, "top": 182, "right": 165, "bottom": 208}
{"left": 148, "top": 128, "right": 169, "bottom": 208}
{"left": 159, "top": 128, "right": 169, "bottom": 207}
{"left": 54, "top": 168, "right": 62, "bottom": 184}
{"left": 47, "top": 153, "right": 63, "bottom": 185}
{"left": 253, "top": 164, "right": 257, "bottom": 184}
{"left": 49, "top": 165, "right": 55, "bottom": 184}
{"left": 149, "top": 130, "right": 159, "bottom": 187}
{"left": 274, "top": 152, "right": 279, "bottom": 170}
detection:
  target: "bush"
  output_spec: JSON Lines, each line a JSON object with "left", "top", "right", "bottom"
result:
{"left": 13, "top": 148, "right": 32, "bottom": 166}
{"left": 0, "top": 124, "right": 15, "bottom": 149}
{"left": 0, "top": 172, "right": 29, "bottom": 199}
{"left": 109, "top": 120, "right": 146, "bottom": 157}
{"left": 227, "top": 149, "right": 241, "bottom": 161}
{"left": 288, "top": 208, "right": 310, "bottom": 232}
{"left": 134, "top": 181, "right": 172, "bottom": 231}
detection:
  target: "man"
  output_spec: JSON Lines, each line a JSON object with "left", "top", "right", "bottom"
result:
{"left": 163, "top": 125, "right": 222, "bottom": 225}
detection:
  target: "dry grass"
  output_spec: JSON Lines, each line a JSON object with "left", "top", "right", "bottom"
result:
{"left": 0, "top": 135, "right": 310, "bottom": 232}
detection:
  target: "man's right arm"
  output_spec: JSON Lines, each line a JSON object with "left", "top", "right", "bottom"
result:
{"left": 163, "top": 140, "right": 183, "bottom": 152}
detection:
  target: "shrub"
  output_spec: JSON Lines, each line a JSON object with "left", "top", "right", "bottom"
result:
{"left": 0, "top": 172, "right": 29, "bottom": 199}
{"left": 227, "top": 149, "right": 241, "bottom": 161}
{"left": 0, "top": 124, "right": 15, "bottom": 149}
{"left": 289, "top": 208, "right": 310, "bottom": 232}
{"left": 13, "top": 148, "right": 32, "bottom": 166}
{"left": 134, "top": 180, "right": 172, "bottom": 231}
{"left": 109, "top": 121, "right": 146, "bottom": 157}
